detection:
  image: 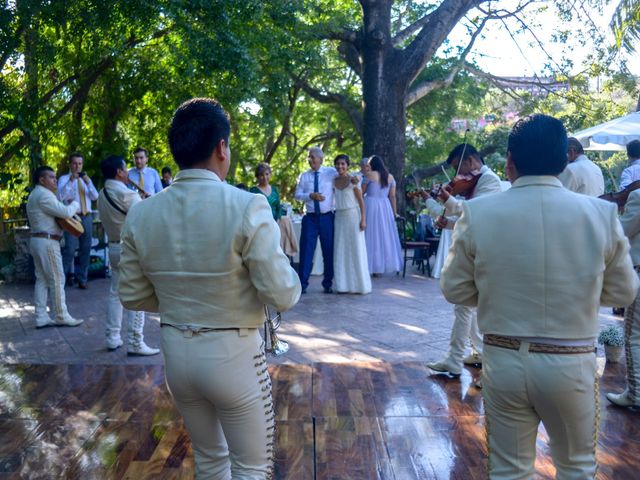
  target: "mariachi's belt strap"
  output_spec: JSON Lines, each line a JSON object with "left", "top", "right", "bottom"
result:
{"left": 30, "top": 232, "right": 62, "bottom": 241}
{"left": 484, "top": 334, "right": 595, "bottom": 354}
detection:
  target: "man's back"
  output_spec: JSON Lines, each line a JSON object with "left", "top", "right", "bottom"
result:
{"left": 558, "top": 155, "right": 604, "bottom": 196}
{"left": 119, "top": 169, "right": 300, "bottom": 328}
{"left": 442, "top": 175, "right": 636, "bottom": 339}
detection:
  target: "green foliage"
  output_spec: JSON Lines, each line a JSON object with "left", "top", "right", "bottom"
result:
{"left": 598, "top": 324, "right": 625, "bottom": 346}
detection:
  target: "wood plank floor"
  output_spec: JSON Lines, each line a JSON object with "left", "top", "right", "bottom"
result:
{"left": 0, "top": 360, "right": 638, "bottom": 479}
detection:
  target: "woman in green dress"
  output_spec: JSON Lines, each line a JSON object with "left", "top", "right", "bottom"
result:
{"left": 250, "top": 162, "right": 281, "bottom": 221}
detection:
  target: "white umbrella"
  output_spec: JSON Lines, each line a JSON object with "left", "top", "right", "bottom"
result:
{"left": 572, "top": 111, "right": 640, "bottom": 151}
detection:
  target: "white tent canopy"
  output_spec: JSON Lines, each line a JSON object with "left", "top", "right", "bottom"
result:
{"left": 572, "top": 111, "right": 640, "bottom": 151}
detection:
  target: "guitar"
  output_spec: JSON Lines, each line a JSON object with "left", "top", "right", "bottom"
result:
{"left": 55, "top": 215, "right": 85, "bottom": 237}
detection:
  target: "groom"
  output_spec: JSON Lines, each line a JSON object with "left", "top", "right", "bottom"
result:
{"left": 295, "top": 147, "right": 336, "bottom": 294}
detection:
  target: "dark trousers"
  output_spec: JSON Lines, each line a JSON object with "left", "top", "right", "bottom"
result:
{"left": 298, "top": 212, "right": 334, "bottom": 290}
{"left": 61, "top": 213, "right": 93, "bottom": 284}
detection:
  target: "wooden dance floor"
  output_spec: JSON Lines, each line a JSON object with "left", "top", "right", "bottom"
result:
{"left": 0, "top": 360, "right": 638, "bottom": 479}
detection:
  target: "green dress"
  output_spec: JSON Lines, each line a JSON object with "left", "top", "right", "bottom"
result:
{"left": 250, "top": 185, "right": 281, "bottom": 220}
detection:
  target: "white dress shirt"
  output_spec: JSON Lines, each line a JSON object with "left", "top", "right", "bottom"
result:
{"left": 557, "top": 154, "right": 605, "bottom": 196}
{"left": 620, "top": 159, "right": 640, "bottom": 189}
{"left": 98, "top": 179, "right": 142, "bottom": 242}
{"left": 128, "top": 167, "right": 163, "bottom": 195}
{"left": 57, "top": 173, "right": 99, "bottom": 211}
{"left": 27, "top": 186, "right": 79, "bottom": 235}
{"left": 294, "top": 166, "right": 337, "bottom": 214}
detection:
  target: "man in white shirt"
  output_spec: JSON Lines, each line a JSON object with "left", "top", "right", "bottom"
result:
{"left": 57, "top": 152, "right": 99, "bottom": 289}
{"left": 294, "top": 147, "right": 338, "bottom": 294}
{"left": 441, "top": 114, "right": 638, "bottom": 478}
{"left": 128, "top": 147, "right": 163, "bottom": 196}
{"left": 620, "top": 140, "right": 640, "bottom": 190}
{"left": 557, "top": 137, "right": 604, "bottom": 196}
{"left": 27, "top": 166, "right": 83, "bottom": 328}
{"left": 97, "top": 155, "right": 159, "bottom": 356}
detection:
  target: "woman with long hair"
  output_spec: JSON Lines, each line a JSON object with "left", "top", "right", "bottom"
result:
{"left": 333, "top": 154, "right": 371, "bottom": 294}
{"left": 363, "top": 155, "right": 402, "bottom": 275}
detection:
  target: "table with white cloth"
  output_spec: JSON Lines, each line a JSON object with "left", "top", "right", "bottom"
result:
{"left": 291, "top": 217, "right": 324, "bottom": 275}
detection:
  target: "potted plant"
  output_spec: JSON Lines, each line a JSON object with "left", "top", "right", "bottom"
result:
{"left": 598, "top": 325, "right": 625, "bottom": 363}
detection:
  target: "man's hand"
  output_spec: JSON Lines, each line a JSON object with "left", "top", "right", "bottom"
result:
{"left": 435, "top": 216, "right": 448, "bottom": 230}
{"left": 350, "top": 175, "right": 361, "bottom": 185}
{"left": 437, "top": 186, "right": 451, "bottom": 202}
{"left": 310, "top": 192, "right": 326, "bottom": 202}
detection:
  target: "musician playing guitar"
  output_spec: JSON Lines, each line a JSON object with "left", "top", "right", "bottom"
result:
{"left": 26, "top": 166, "right": 84, "bottom": 328}
{"left": 425, "top": 144, "right": 503, "bottom": 378}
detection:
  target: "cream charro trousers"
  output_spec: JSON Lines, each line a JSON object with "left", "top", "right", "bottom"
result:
{"left": 624, "top": 270, "right": 640, "bottom": 402}
{"left": 29, "top": 237, "right": 72, "bottom": 324}
{"left": 161, "top": 326, "right": 274, "bottom": 480}
{"left": 106, "top": 243, "right": 145, "bottom": 346}
{"left": 483, "top": 343, "right": 598, "bottom": 479}
{"left": 447, "top": 305, "right": 483, "bottom": 363}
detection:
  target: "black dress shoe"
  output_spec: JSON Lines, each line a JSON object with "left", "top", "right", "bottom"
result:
{"left": 78, "top": 282, "right": 88, "bottom": 290}
{"left": 323, "top": 287, "right": 333, "bottom": 294}
{"left": 301, "top": 288, "right": 307, "bottom": 294}
{"left": 65, "top": 275, "right": 75, "bottom": 287}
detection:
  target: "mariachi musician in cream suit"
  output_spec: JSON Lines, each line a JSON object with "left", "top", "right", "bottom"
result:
{"left": 441, "top": 114, "right": 638, "bottom": 479}
{"left": 426, "top": 144, "right": 502, "bottom": 376}
{"left": 119, "top": 98, "right": 301, "bottom": 479}
{"left": 607, "top": 188, "right": 640, "bottom": 409}
{"left": 26, "top": 166, "right": 83, "bottom": 328}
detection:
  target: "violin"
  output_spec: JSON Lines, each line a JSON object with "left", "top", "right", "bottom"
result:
{"left": 431, "top": 171, "right": 482, "bottom": 200}
{"left": 599, "top": 179, "right": 640, "bottom": 211}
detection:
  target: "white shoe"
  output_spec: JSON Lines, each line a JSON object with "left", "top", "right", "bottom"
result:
{"left": 427, "top": 358, "right": 462, "bottom": 376}
{"left": 606, "top": 391, "right": 640, "bottom": 409}
{"left": 56, "top": 317, "right": 83, "bottom": 327}
{"left": 463, "top": 352, "right": 482, "bottom": 366}
{"left": 127, "top": 342, "right": 160, "bottom": 356}
{"left": 35, "top": 318, "right": 56, "bottom": 328}
{"left": 106, "top": 338, "right": 124, "bottom": 351}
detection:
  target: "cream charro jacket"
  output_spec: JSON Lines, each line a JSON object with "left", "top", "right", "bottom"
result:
{"left": 118, "top": 169, "right": 301, "bottom": 329}
{"left": 27, "top": 185, "right": 79, "bottom": 235}
{"left": 441, "top": 175, "right": 638, "bottom": 340}
{"left": 557, "top": 154, "right": 605, "bottom": 197}
{"left": 98, "top": 179, "right": 141, "bottom": 242}
{"left": 620, "top": 189, "right": 640, "bottom": 266}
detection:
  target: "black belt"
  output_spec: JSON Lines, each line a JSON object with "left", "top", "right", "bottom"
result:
{"left": 484, "top": 334, "right": 595, "bottom": 354}
{"left": 31, "top": 232, "right": 62, "bottom": 241}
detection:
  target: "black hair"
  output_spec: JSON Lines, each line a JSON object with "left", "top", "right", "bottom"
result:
{"left": 333, "top": 154, "right": 350, "bottom": 166}
{"left": 368, "top": 155, "right": 389, "bottom": 188}
{"left": 628, "top": 140, "right": 640, "bottom": 159}
{"left": 446, "top": 144, "right": 483, "bottom": 165}
{"left": 168, "top": 98, "right": 230, "bottom": 169}
{"left": 100, "top": 155, "right": 126, "bottom": 180}
{"left": 508, "top": 114, "right": 567, "bottom": 176}
{"left": 68, "top": 152, "right": 83, "bottom": 162}
{"left": 235, "top": 182, "right": 248, "bottom": 191}
{"left": 567, "top": 137, "right": 584, "bottom": 154}
{"left": 161, "top": 166, "right": 172, "bottom": 175}
{"left": 33, "top": 166, "right": 54, "bottom": 185}
{"left": 134, "top": 147, "right": 148, "bottom": 156}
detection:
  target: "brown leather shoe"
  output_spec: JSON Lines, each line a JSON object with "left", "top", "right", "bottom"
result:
{"left": 78, "top": 282, "right": 88, "bottom": 290}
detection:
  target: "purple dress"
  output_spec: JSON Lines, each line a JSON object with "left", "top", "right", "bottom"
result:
{"left": 364, "top": 179, "right": 403, "bottom": 274}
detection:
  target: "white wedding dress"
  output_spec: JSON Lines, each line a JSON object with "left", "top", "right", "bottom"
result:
{"left": 333, "top": 183, "right": 371, "bottom": 294}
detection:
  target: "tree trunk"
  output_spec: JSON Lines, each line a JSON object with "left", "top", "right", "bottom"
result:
{"left": 361, "top": 0, "right": 409, "bottom": 214}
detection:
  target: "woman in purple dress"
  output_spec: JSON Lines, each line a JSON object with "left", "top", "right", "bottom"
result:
{"left": 363, "top": 155, "right": 403, "bottom": 275}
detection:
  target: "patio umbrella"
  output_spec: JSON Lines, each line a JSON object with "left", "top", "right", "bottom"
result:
{"left": 572, "top": 111, "right": 640, "bottom": 151}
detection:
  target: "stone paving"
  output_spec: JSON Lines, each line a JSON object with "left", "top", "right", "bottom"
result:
{"left": 0, "top": 268, "right": 624, "bottom": 366}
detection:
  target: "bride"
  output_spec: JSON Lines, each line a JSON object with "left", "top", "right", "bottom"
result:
{"left": 333, "top": 154, "right": 371, "bottom": 294}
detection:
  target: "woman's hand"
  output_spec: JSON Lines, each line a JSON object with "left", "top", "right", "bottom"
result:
{"left": 359, "top": 219, "right": 366, "bottom": 231}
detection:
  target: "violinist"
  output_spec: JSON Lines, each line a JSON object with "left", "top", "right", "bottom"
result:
{"left": 426, "top": 143, "right": 502, "bottom": 378}
{"left": 620, "top": 139, "right": 640, "bottom": 190}
{"left": 557, "top": 137, "right": 604, "bottom": 196}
